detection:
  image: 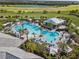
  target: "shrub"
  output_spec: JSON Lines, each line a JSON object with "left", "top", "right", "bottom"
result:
{"left": 20, "top": 40, "right": 54, "bottom": 59}
{"left": 42, "top": 10, "right": 48, "bottom": 14}
{"left": 57, "top": 10, "right": 61, "bottom": 14}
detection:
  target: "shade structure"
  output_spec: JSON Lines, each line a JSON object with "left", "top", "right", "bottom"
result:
{"left": 44, "top": 18, "right": 65, "bottom": 25}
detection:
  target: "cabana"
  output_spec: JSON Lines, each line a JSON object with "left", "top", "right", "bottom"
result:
{"left": 43, "top": 18, "right": 66, "bottom": 30}
{"left": 44, "top": 18, "right": 65, "bottom": 25}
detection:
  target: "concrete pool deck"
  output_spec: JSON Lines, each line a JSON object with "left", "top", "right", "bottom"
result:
{"left": 0, "top": 32, "right": 27, "bottom": 47}
{"left": 0, "top": 32, "right": 43, "bottom": 59}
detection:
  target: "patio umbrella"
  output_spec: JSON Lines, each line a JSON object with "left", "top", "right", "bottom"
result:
{"left": 58, "top": 26, "right": 67, "bottom": 29}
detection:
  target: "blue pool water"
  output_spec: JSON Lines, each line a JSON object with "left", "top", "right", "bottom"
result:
{"left": 14, "top": 21, "right": 59, "bottom": 43}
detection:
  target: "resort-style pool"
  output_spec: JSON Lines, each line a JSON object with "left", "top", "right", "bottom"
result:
{"left": 12, "top": 21, "right": 59, "bottom": 43}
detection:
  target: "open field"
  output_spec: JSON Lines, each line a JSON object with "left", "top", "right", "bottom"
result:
{"left": 0, "top": 12, "right": 79, "bottom": 26}
{"left": 1, "top": 5, "right": 79, "bottom": 12}
{"left": 0, "top": 5, "right": 79, "bottom": 26}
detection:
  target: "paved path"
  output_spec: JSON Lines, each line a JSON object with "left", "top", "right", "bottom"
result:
{"left": 71, "top": 23, "right": 79, "bottom": 30}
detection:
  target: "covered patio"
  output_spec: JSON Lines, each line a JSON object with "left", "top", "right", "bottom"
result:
{"left": 44, "top": 18, "right": 66, "bottom": 30}
{"left": 44, "top": 18, "right": 65, "bottom": 25}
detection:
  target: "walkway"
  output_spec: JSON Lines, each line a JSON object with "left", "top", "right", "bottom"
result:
{"left": 71, "top": 23, "right": 79, "bottom": 30}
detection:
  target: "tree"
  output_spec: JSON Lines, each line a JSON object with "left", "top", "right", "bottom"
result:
{"left": 30, "top": 16, "right": 35, "bottom": 22}
{"left": 19, "top": 29, "right": 23, "bottom": 38}
{"left": 22, "top": 11, "right": 25, "bottom": 13}
{"left": 38, "top": 34, "right": 43, "bottom": 41}
{"left": 20, "top": 39, "right": 54, "bottom": 59}
{"left": 42, "top": 10, "right": 48, "bottom": 14}
{"left": 25, "top": 40, "right": 37, "bottom": 52}
{"left": 75, "top": 9, "right": 78, "bottom": 13}
{"left": 57, "top": 42, "right": 68, "bottom": 59}
{"left": 39, "top": 16, "right": 45, "bottom": 26}
{"left": 32, "top": 32, "right": 36, "bottom": 38}
{"left": 69, "top": 52, "right": 76, "bottom": 59}
{"left": 0, "top": 22, "right": 3, "bottom": 30}
{"left": 17, "top": 10, "right": 22, "bottom": 14}
{"left": 57, "top": 10, "right": 61, "bottom": 14}
{"left": 75, "top": 29, "right": 79, "bottom": 35}
{"left": 69, "top": 10, "right": 78, "bottom": 14}
{"left": 0, "top": 9, "right": 3, "bottom": 13}
{"left": 47, "top": 23, "right": 53, "bottom": 27}
{"left": 61, "top": 55, "right": 69, "bottom": 59}
{"left": 25, "top": 30, "right": 29, "bottom": 40}
{"left": 58, "top": 42, "right": 67, "bottom": 51}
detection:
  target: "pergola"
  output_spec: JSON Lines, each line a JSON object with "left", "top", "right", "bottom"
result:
{"left": 44, "top": 18, "right": 65, "bottom": 25}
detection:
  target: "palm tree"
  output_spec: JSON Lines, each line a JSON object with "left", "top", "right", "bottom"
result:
{"left": 40, "top": 16, "right": 43, "bottom": 23}
{"left": 17, "top": 10, "right": 22, "bottom": 14}
{"left": 42, "top": 10, "right": 48, "bottom": 14}
{"left": 19, "top": 29, "right": 23, "bottom": 38}
{"left": 39, "top": 34, "right": 43, "bottom": 42}
{"left": 32, "top": 32, "right": 36, "bottom": 38}
{"left": 56, "top": 42, "right": 68, "bottom": 59}
{"left": 18, "top": 22, "right": 24, "bottom": 38}
{"left": 57, "top": 10, "right": 61, "bottom": 14}
{"left": 30, "top": 16, "right": 35, "bottom": 22}
{"left": 24, "top": 40, "right": 37, "bottom": 53}
{"left": 26, "top": 30, "right": 29, "bottom": 41}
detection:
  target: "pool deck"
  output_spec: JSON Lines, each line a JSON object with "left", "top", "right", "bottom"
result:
{"left": 0, "top": 32, "right": 27, "bottom": 47}
{"left": 0, "top": 32, "right": 43, "bottom": 59}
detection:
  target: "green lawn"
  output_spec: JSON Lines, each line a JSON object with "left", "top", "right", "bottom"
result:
{"left": 0, "top": 5, "right": 79, "bottom": 26}
{"left": 0, "top": 12, "right": 79, "bottom": 26}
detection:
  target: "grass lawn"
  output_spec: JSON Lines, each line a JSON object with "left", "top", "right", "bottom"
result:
{"left": 0, "top": 5, "right": 79, "bottom": 26}
{"left": 1, "top": 5, "right": 79, "bottom": 12}
{"left": 0, "top": 12, "right": 79, "bottom": 26}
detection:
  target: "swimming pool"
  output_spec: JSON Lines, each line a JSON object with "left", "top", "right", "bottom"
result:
{"left": 12, "top": 21, "right": 59, "bottom": 43}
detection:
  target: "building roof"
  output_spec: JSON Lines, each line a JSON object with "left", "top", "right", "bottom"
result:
{"left": 44, "top": 18, "right": 65, "bottom": 25}
{"left": 0, "top": 47, "right": 43, "bottom": 59}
